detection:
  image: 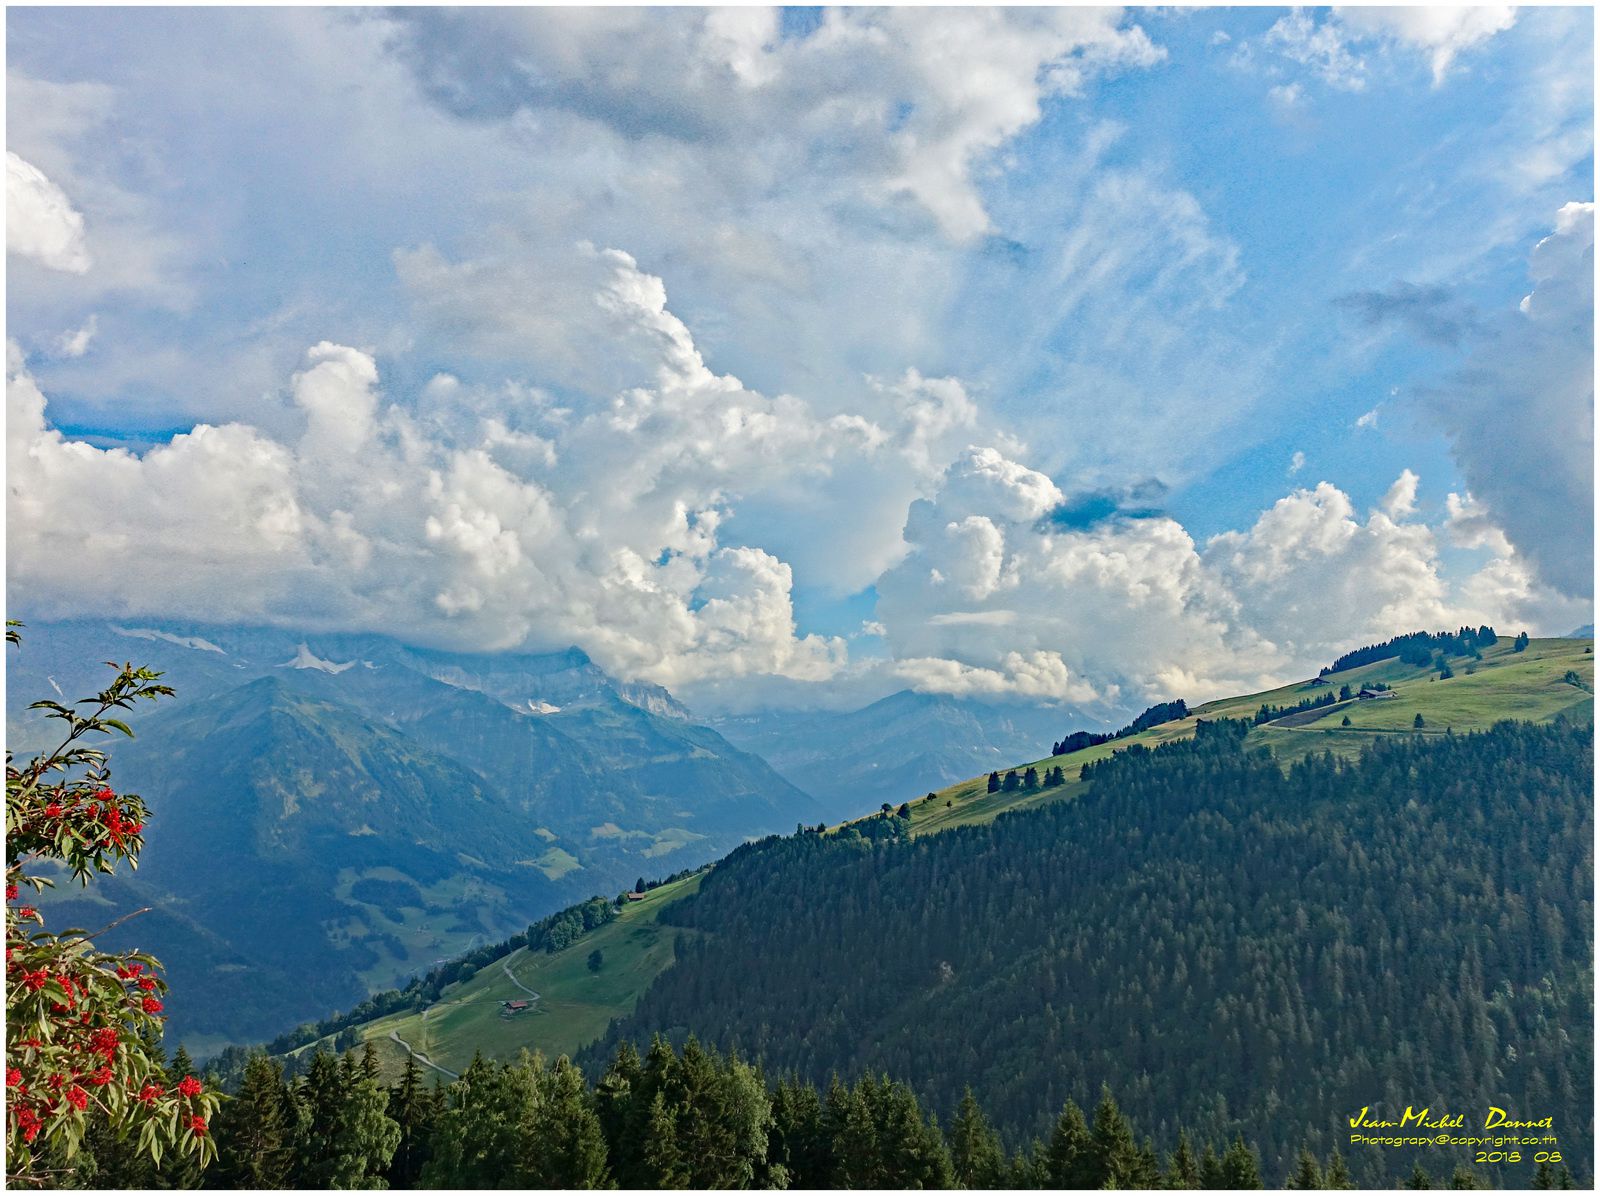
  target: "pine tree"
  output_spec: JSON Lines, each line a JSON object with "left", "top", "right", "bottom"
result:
{"left": 1220, "top": 1135, "right": 1262, "bottom": 1189}
{"left": 1324, "top": 1149, "right": 1354, "bottom": 1189}
{"left": 987, "top": 772, "right": 1000, "bottom": 794}
{"left": 1043, "top": 1098, "right": 1094, "bottom": 1188}
{"left": 385, "top": 1053, "right": 438, "bottom": 1189}
{"left": 520, "top": 1055, "right": 609, "bottom": 1188}
{"left": 1198, "top": 1143, "right": 1226, "bottom": 1188}
{"left": 211, "top": 1053, "right": 292, "bottom": 1188}
{"left": 1285, "top": 1146, "right": 1323, "bottom": 1189}
{"left": 947, "top": 1088, "right": 1005, "bottom": 1188}
{"left": 640, "top": 1089, "right": 685, "bottom": 1187}
{"left": 1166, "top": 1129, "right": 1200, "bottom": 1189}
{"left": 1448, "top": 1163, "right": 1482, "bottom": 1189}
{"left": 1088, "top": 1087, "right": 1141, "bottom": 1188}
{"left": 1406, "top": 1161, "right": 1432, "bottom": 1188}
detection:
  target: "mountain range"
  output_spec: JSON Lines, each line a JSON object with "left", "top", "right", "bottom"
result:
{"left": 710, "top": 688, "right": 1096, "bottom": 821}
{"left": 9, "top": 618, "right": 1093, "bottom": 1052}
{"left": 7, "top": 620, "right": 817, "bottom": 1051}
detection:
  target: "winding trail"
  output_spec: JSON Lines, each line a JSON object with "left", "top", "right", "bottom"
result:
{"left": 389, "top": 1030, "right": 459, "bottom": 1080}
{"left": 500, "top": 950, "right": 542, "bottom": 1002}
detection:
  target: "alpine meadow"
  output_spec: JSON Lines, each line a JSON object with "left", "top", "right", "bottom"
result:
{"left": 5, "top": 6, "right": 1595, "bottom": 1192}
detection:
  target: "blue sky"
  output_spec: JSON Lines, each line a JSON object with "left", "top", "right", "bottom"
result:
{"left": 6, "top": 7, "right": 1593, "bottom": 711}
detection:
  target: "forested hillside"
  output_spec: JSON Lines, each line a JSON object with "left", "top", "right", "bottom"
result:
{"left": 590, "top": 719, "right": 1594, "bottom": 1187}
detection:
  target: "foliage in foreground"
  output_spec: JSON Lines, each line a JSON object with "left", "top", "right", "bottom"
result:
{"left": 5, "top": 629, "right": 220, "bottom": 1184}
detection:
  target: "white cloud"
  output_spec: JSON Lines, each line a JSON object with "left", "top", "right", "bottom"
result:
{"left": 871, "top": 446, "right": 1570, "bottom": 706}
{"left": 389, "top": 7, "right": 1164, "bottom": 245}
{"left": 5, "top": 251, "right": 990, "bottom": 693}
{"left": 7, "top": 152, "right": 91, "bottom": 273}
{"left": 1381, "top": 468, "right": 1419, "bottom": 519}
{"left": 1265, "top": 11, "right": 1367, "bottom": 91}
{"left": 1288, "top": 450, "right": 1306, "bottom": 475}
{"left": 1417, "top": 203, "right": 1593, "bottom": 598}
{"left": 1258, "top": 7, "right": 1516, "bottom": 95}
{"left": 1335, "top": 6, "right": 1517, "bottom": 86}
{"left": 54, "top": 314, "right": 98, "bottom": 358}
{"left": 1355, "top": 407, "right": 1380, "bottom": 429}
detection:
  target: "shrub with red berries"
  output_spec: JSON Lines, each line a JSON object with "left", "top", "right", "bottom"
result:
{"left": 6, "top": 626, "right": 220, "bottom": 1182}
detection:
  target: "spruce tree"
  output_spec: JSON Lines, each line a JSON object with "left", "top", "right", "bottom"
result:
{"left": 768, "top": 1077, "right": 827, "bottom": 1188}
{"left": 947, "top": 1088, "right": 1005, "bottom": 1188}
{"left": 211, "top": 1053, "right": 292, "bottom": 1188}
{"left": 420, "top": 1052, "right": 531, "bottom": 1187}
{"left": 640, "top": 1089, "right": 685, "bottom": 1188}
{"left": 1043, "top": 1098, "right": 1094, "bottom": 1188}
{"left": 160, "top": 1047, "right": 206, "bottom": 1190}
{"left": 1220, "top": 1135, "right": 1262, "bottom": 1189}
{"left": 1286, "top": 1146, "right": 1324, "bottom": 1189}
{"left": 594, "top": 1040, "right": 642, "bottom": 1177}
{"left": 1088, "top": 1087, "right": 1141, "bottom": 1188}
{"left": 520, "top": 1055, "right": 609, "bottom": 1188}
{"left": 1406, "top": 1161, "right": 1432, "bottom": 1188}
{"left": 1324, "top": 1149, "right": 1354, "bottom": 1189}
{"left": 1166, "top": 1129, "right": 1200, "bottom": 1189}
{"left": 385, "top": 1053, "right": 438, "bottom": 1189}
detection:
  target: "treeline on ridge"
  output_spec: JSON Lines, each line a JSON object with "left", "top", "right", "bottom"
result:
{"left": 588, "top": 718, "right": 1592, "bottom": 1187}
{"left": 1321, "top": 626, "right": 1499, "bottom": 675}
{"left": 1052, "top": 698, "right": 1189, "bottom": 756}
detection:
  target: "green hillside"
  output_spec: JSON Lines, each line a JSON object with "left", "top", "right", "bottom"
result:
{"left": 287, "top": 872, "right": 705, "bottom": 1082}
{"left": 889, "top": 634, "right": 1591, "bottom": 836}
{"left": 291, "top": 634, "right": 1591, "bottom": 1085}
{"left": 589, "top": 717, "right": 1593, "bottom": 1187}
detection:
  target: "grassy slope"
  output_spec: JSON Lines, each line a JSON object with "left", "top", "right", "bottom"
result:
{"left": 311, "top": 637, "right": 1591, "bottom": 1078}
{"left": 896, "top": 636, "right": 1591, "bottom": 836}
{"left": 330, "top": 873, "right": 704, "bottom": 1081}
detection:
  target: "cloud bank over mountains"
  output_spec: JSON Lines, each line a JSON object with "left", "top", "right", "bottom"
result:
{"left": 5, "top": 8, "right": 1591, "bottom": 711}
{"left": 10, "top": 218, "right": 1585, "bottom": 709}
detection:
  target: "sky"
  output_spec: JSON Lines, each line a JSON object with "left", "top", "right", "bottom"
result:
{"left": 6, "top": 6, "right": 1594, "bottom": 714}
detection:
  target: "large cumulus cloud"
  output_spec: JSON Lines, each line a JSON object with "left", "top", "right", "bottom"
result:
{"left": 1418, "top": 203, "right": 1594, "bottom": 600}
{"left": 874, "top": 446, "right": 1581, "bottom": 706}
{"left": 7, "top": 250, "right": 987, "bottom": 691}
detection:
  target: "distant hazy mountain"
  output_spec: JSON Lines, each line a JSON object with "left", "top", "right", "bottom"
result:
{"left": 1566, "top": 624, "right": 1594, "bottom": 638}
{"left": 7, "top": 619, "right": 816, "bottom": 1049}
{"left": 712, "top": 689, "right": 1108, "bottom": 821}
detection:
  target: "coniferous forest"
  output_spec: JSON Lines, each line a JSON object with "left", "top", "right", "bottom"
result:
{"left": 39, "top": 1034, "right": 1367, "bottom": 1189}
{"left": 585, "top": 720, "right": 1593, "bottom": 1188}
